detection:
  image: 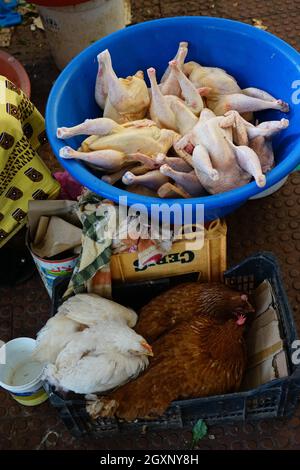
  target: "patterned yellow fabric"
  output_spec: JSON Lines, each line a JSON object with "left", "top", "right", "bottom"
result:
{"left": 0, "top": 75, "right": 60, "bottom": 248}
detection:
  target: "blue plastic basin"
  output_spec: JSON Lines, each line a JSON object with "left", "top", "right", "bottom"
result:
{"left": 46, "top": 16, "right": 300, "bottom": 221}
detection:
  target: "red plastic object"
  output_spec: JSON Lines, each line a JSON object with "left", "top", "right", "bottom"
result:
{"left": 0, "top": 50, "right": 31, "bottom": 97}
{"left": 30, "top": 1, "right": 90, "bottom": 6}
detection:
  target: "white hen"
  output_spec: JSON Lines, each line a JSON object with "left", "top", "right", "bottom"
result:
{"left": 43, "top": 321, "right": 152, "bottom": 394}
{"left": 34, "top": 294, "right": 138, "bottom": 364}
{"left": 33, "top": 312, "right": 82, "bottom": 364}
{"left": 63, "top": 293, "right": 137, "bottom": 327}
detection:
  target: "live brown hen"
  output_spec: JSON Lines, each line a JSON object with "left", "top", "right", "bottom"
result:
{"left": 135, "top": 281, "right": 254, "bottom": 343}
{"left": 93, "top": 312, "right": 247, "bottom": 421}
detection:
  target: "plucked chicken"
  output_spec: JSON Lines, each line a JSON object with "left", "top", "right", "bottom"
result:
{"left": 57, "top": 118, "right": 180, "bottom": 172}
{"left": 58, "top": 117, "right": 182, "bottom": 172}
{"left": 57, "top": 40, "right": 290, "bottom": 197}
{"left": 176, "top": 108, "right": 266, "bottom": 194}
{"left": 135, "top": 281, "right": 254, "bottom": 343}
{"left": 91, "top": 312, "right": 247, "bottom": 421}
{"left": 184, "top": 60, "right": 289, "bottom": 116}
{"left": 95, "top": 49, "right": 150, "bottom": 123}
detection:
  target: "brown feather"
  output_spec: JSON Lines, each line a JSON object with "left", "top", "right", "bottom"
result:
{"left": 97, "top": 315, "right": 247, "bottom": 421}
{"left": 135, "top": 282, "right": 254, "bottom": 342}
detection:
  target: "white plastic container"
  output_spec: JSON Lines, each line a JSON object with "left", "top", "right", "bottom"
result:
{"left": 29, "top": 249, "right": 78, "bottom": 298}
{"left": 38, "top": 0, "right": 131, "bottom": 69}
{"left": 0, "top": 338, "right": 48, "bottom": 406}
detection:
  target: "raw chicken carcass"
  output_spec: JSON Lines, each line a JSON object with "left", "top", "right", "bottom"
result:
{"left": 184, "top": 61, "right": 289, "bottom": 116}
{"left": 135, "top": 281, "right": 254, "bottom": 343}
{"left": 95, "top": 49, "right": 150, "bottom": 123}
{"left": 83, "top": 125, "right": 179, "bottom": 162}
{"left": 58, "top": 117, "right": 183, "bottom": 172}
{"left": 34, "top": 294, "right": 138, "bottom": 363}
{"left": 177, "top": 109, "right": 266, "bottom": 193}
{"left": 44, "top": 320, "right": 153, "bottom": 394}
{"left": 92, "top": 313, "right": 247, "bottom": 421}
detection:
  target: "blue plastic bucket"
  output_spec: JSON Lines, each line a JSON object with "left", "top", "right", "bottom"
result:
{"left": 46, "top": 17, "right": 300, "bottom": 221}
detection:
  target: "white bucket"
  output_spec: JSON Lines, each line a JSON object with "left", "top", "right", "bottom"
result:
{"left": 0, "top": 338, "right": 48, "bottom": 406}
{"left": 38, "top": 0, "right": 131, "bottom": 69}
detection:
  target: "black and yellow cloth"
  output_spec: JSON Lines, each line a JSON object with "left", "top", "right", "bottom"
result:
{"left": 0, "top": 75, "right": 60, "bottom": 248}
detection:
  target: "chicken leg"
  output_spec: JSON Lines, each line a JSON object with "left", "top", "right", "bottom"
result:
{"left": 102, "top": 164, "right": 151, "bottom": 185}
{"left": 156, "top": 153, "right": 192, "bottom": 172}
{"left": 95, "top": 52, "right": 108, "bottom": 109}
{"left": 248, "top": 118, "right": 289, "bottom": 139}
{"left": 213, "top": 93, "right": 289, "bottom": 115}
{"left": 223, "top": 111, "right": 288, "bottom": 171}
{"left": 160, "top": 164, "right": 205, "bottom": 196}
{"left": 160, "top": 41, "right": 188, "bottom": 83}
{"left": 225, "top": 138, "right": 266, "bottom": 188}
{"left": 225, "top": 109, "right": 289, "bottom": 138}
{"left": 57, "top": 118, "right": 121, "bottom": 139}
{"left": 160, "top": 46, "right": 188, "bottom": 96}
{"left": 148, "top": 67, "right": 177, "bottom": 130}
{"left": 192, "top": 143, "right": 220, "bottom": 181}
{"left": 168, "top": 60, "right": 205, "bottom": 114}
{"left": 242, "top": 87, "right": 281, "bottom": 101}
{"left": 60, "top": 146, "right": 157, "bottom": 171}
{"left": 122, "top": 170, "right": 168, "bottom": 191}
{"left": 167, "top": 96, "right": 198, "bottom": 135}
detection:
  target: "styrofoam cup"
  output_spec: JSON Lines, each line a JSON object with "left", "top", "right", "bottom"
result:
{"left": 0, "top": 338, "right": 48, "bottom": 406}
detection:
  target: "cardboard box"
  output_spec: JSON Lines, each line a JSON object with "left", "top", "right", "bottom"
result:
{"left": 110, "top": 219, "right": 227, "bottom": 283}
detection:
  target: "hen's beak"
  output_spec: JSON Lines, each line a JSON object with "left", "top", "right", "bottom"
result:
{"left": 141, "top": 341, "right": 154, "bottom": 357}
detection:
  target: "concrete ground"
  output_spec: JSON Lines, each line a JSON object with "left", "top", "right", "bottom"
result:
{"left": 0, "top": 0, "right": 300, "bottom": 450}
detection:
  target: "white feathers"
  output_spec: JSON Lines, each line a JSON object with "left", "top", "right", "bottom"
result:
{"left": 43, "top": 323, "right": 149, "bottom": 394}
{"left": 62, "top": 293, "right": 138, "bottom": 327}
{"left": 33, "top": 312, "right": 82, "bottom": 364}
{"left": 34, "top": 294, "right": 150, "bottom": 394}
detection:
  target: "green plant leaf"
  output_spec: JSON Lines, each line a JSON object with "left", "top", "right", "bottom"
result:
{"left": 191, "top": 419, "right": 208, "bottom": 449}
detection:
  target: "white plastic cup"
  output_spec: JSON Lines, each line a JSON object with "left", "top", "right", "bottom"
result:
{"left": 0, "top": 338, "right": 48, "bottom": 406}
{"left": 38, "top": 0, "right": 131, "bottom": 69}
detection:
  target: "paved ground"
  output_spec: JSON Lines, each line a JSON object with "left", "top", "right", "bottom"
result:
{"left": 0, "top": 0, "right": 300, "bottom": 450}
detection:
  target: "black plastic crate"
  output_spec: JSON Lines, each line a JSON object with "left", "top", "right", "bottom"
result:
{"left": 46, "top": 252, "right": 300, "bottom": 437}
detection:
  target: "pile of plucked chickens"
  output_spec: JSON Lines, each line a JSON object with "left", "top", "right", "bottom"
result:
{"left": 34, "top": 282, "right": 255, "bottom": 421}
{"left": 57, "top": 41, "right": 289, "bottom": 198}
